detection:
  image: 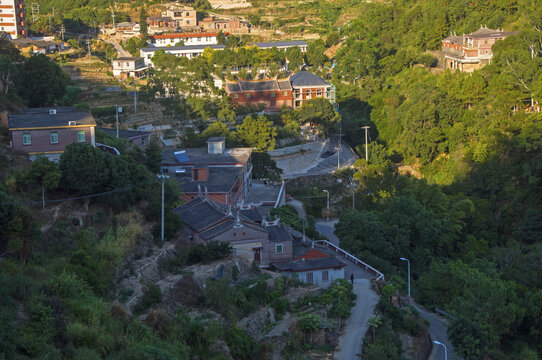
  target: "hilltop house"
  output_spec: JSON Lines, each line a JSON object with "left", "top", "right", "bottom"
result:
{"left": 162, "top": 6, "right": 198, "bottom": 28}
{"left": 225, "top": 71, "right": 335, "bottom": 111}
{"left": 161, "top": 137, "right": 253, "bottom": 205}
{"left": 8, "top": 107, "right": 96, "bottom": 161}
{"left": 112, "top": 57, "right": 148, "bottom": 79}
{"left": 199, "top": 16, "right": 250, "bottom": 33}
{"left": 441, "top": 26, "right": 518, "bottom": 72}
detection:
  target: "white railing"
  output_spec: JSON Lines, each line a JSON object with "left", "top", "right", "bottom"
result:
{"left": 274, "top": 181, "right": 286, "bottom": 208}
{"left": 314, "top": 240, "right": 385, "bottom": 282}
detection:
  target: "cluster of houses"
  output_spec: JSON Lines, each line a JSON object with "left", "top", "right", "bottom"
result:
{"left": 146, "top": 5, "right": 250, "bottom": 34}
{"left": 5, "top": 110, "right": 347, "bottom": 287}
{"left": 440, "top": 26, "right": 517, "bottom": 72}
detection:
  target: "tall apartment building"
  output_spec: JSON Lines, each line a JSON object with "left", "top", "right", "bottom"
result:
{"left": 0, "top": 0, "right": 26, "bottom": 39}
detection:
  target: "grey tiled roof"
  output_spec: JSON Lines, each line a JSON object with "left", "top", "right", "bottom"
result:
{"left": 9, "top": 109, "right": 96, "bottom": 129}
{"left": 271, "top": 257, "right": 345, "bottom": 272}
{"left": 172, "top": 167, "right": 242, "bottom": 193}
{"left": 240, "top": 79, "right": 279, "bottom": 91}
{"left": 290, "top": 71, "right": 329, "bottom": 87}
{"left": 172, "top": 198, "right": 227, "bottom": 232}
{"left": 266, "top": 223, "right": 292, "bottom": 242}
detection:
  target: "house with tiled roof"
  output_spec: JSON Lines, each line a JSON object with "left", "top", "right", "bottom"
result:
{"left": 441, "top": 26, "right": 518, "bottom": 72}
{"left": 8, "top": 107, "right": 96, "bottom": 161}
{"left": 162, "top": 137, "right": 253, "bottom": 205}
{"left": 225, "top": 71, "right": 335, "bottom": 111}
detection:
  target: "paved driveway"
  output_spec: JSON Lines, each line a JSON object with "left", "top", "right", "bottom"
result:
{"left": 333, "top": 278, "right": 379, "bottom": 360}
{"left": 415, "top": 305, "right": 461, "bottom": 360}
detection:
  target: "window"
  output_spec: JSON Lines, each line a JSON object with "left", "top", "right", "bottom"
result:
{"left": 117, "top": 62, "right": 121, "bottom": 66}
{"left": 77, "top": 130, "right": 85, "bottom": 143}
{"left": 275, "top": 244, "right": 283, "bottom": 254}
{"left": 246, "top": 93, "right": 251, "bottom": 99}
{"left": 270, "top": 92, "right": 276, "bottom": 97}
{"left": 22, "top": 132, "right": 31, "bottom": 145}
{"left": 141, "top": 137, "right": 146, "bottom": 146}
{"left": 283, "top": 91, "right": 287, "bottom": 96}
{"left": 322, "top": 271, "right": 329, "bottom": 282}
{"left": 234, "top": 93, "right": 239, "bottom": 99}
{"left": 50, "top": 131, "right": 58, "bottom": 144}
{"left": 306, "top": 272, "right": 314, "bottom": 283}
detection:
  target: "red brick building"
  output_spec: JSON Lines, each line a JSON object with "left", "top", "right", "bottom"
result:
{"left": 199, "top": 16, "right": 250, "bottom": 33}
{"left": 225, "top": 71, "right": 335, "bottom": 111}
{"left": 9, "top": 108, "right": 96, "bottom": 161}
{"left": 225, "top": 78, "right": 293, "bottom": 110}
{"left": 441, "top": 26, "right": 518, "bottom": 72}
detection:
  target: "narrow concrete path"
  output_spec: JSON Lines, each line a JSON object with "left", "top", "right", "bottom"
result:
{"left": 333, "top": 278, "right": 379, "bottom": 360}
{"left": 315, "top": 219, "right": 339, "bottom": 244}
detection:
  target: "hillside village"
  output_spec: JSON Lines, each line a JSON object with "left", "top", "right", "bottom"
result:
{"left": 1, "top": 0, "right": 542, "bottom": 359}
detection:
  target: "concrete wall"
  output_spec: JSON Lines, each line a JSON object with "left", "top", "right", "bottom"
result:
{"left": 262, "top": 240, "right": 293, "bottom": 265}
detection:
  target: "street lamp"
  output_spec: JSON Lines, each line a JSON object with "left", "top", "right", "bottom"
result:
{"left": 322, "top": 189, "right": 329, "bottom": 221}
{"left": 156, "top": 174, "right": 170, "bottom": 242}
{"left": 400, "top": 257, "right": 411, "bottom": 300}
{"left": 433, "top": 341, "right": 447, "bottom": 360}
{"left": 361, "top": 126, "right": 370, "bottom": 162}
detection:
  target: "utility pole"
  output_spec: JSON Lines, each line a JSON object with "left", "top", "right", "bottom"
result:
{"left": 337, "top": 121, "right": 342, "bottom": 169}
{"left": 133, "top": 80, "right": 137, "bottom": 114}
{"left": 323, "top": 189, "right": 329, "bottom": 221}
{"left": 156, "top": 174, "right": 170, "bottom": 242}
{"left": 349, "top": 176, "right": 356, "bottom": 210}
{"left": 115, "top": 105, "right": 122, "bottom": 138}
{"left": 361, "top": 126, "right": 370, "bottom": 162}
{"left": 86, "top": 39, "right": 92, "bottom": 66}
{"left": 60, "top": 24, "right": 65, "bottom": 41}
{"left": 400, "top": 257, "right": 411, "bottom": 300}
{"left": 111, "top": 9, "right": 116, "bottom": 29}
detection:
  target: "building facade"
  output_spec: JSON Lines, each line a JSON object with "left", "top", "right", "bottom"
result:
{"left": 140, "top": 44, "right": 225, "bottom": 66}
{"left": 163, "top": 6, "right": 197, "bottom": 28}
{"left": 250, "top": 40, "right": 307, "bottom": 53}
{"left": 112, "top": 57, "right": 148, "bottom": 79}
{"left": 0, "top": 0, "right": 26, "bottom": 39}
{"left": 199, "top": 17, "right": 250, "bottom": 33}
{"left": 148, "top": 32, "right": 220, "bottom": 47}
{"left": 161, "top": 137, "right": 253, "bottom": 205}
{"left": 442, "top": 26, "right": 518, "bottom": 72}
{"left": 225, "top": 78, "right": 293, "bottom": 110}
{"left": 225, "top": 71, "right": 334, "bottom": 111}
{"left": 9, "top": 108, "right": 96, "bottom": 161}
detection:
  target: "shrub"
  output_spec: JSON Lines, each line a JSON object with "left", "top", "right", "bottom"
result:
{"left": 225, "top": 326, "right": 260, "bottom": 360}
{"left": 134, "top": 284, "right": 162, "bottom": 314}
{"left": 46, "top": 271, "right": 90, "bottom": 299}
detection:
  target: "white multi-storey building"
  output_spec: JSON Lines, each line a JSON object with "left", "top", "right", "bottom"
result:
{"left": 148, "top": 32, "right": 221, "bottom": 47}
{"left": 0, "top": 0, "right": 26, "bottom": 39}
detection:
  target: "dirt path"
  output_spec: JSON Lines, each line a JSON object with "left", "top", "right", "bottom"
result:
{"left": 333, "top": 278, "right": 379, "bottom": 360}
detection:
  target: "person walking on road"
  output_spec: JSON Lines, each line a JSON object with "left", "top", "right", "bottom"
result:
{"left": 350, "top": 273, "right": 354, "bottom": 285}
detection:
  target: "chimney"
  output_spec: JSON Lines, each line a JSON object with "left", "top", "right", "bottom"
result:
{"left": 207, "top": 137, "right": 226, "bottom": 155}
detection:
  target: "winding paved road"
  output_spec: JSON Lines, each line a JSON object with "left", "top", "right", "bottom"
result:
{"left": 333, "top": 278, "right": 379, "bottom": 360}
{"left": 415, "top": 305, "right": 461, "bottom": 360}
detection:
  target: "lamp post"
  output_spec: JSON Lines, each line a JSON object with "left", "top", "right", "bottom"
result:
{"left": 400, "top": 257, "right": 411, "bottom": 300}
{"left": 361, "top": 126, "right": 370, "bottom": 162}
{"left": 156, "top": 174, "right": 170, "bottom": 242}
{"left": 433, "top": 341, "right": 447, "bottom": 360}
{"left": 322, "top": 189, "right": 329, "bottom": 221}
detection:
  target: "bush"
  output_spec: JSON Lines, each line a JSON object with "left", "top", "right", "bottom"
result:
{"left": 225, "top": 326, "right": 260, "bottom": 360}
{"left": 134, "top": 284, "right": 162, "bottom": 314}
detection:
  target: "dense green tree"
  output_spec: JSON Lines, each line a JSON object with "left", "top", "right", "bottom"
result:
{"left": 306, "top": 39, "right": 328, "bottom": 66}
{"left": 26, "top": 156, "right": 61, "bottom": 208}
{"left": 139, "top": 8, "right": 148, "bottom": 38}
{"left": 237, "top": 115, "right": 277, "bottom": 150}
{"left": 15, "top": 55, "right": 70, "bottom": 107}
{"left": 145, "top": 136, "right": 163, "bottom": 174}
{"left": 251, "top": 152, "right": 282, "bottom": 181}
{"left": 296, "top": 97, "right": 341, "bottom": 133}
